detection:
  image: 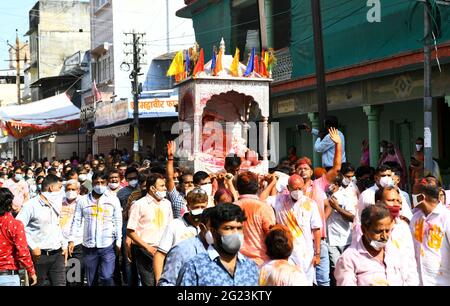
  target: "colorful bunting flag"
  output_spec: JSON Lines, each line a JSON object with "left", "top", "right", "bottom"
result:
{"left": 230, "top": 48, "right": 240, "bottom": 77}
{"left": 214, "top": 47, "right": 223, "bottom": 76}
{"left": 254, "top": 54, "right": 260, "bottom": 75}
{"left": 193, "top": 48, "right": 205, "bottom": 77}
{"left": 167, "top": 50, "right": 185, "bottom": 78}
{"left": 243, "top": 48, "right": 255, "bottom": 77}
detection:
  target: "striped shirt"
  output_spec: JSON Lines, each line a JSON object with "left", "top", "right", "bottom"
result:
{"left": 70, "top": 192, "right": 122, "bottom": 248}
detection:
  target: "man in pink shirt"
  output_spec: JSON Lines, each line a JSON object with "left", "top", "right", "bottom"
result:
{"left": 3, "top": 166, "right": 29, "bottom": 215}
{"left": 295, "top": 127, "right": 343, "bottom": 286}
{"left": 235, "top": 171, "right": 276, "bottom": 266}
{"left": 335, "top": 204, "right": 414, "bottom": 286}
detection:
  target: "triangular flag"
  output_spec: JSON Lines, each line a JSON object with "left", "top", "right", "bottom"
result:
{"left": 244, "top": 48, "right": 255, "bottom": 77}
{"left": 230, "top": 48, "right": 240, "bottom": 77}
{"left": 260, "top": 50, "right": 268, "bottom": 77}
{"left": 254, "top": 54, "right": 260, "bottom": 75}
{"left": 211, "top": 48, "right": 217, "bottom": 74}
{"left": 264, "top": 50, "right": 269, "bottom": 76}
{"left": 214, "top": 47, "right": 223, "bottom": 76}
{"left": 193, "top": 48, "right": 205, "bottom": 77}
{"left": 167, "top": 50, "right": 185, "bottom": 77}
{"left": 185, "top": 49, "right": 190, "bottom": 77}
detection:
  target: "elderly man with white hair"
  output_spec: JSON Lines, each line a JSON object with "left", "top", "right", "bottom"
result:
{"left": 60, "top": 179, "right": 84, "bottom": 286}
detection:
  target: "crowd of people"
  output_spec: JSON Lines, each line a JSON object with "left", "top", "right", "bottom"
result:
{"left": 0, "top": 116, "right": 449, "bottom": 286}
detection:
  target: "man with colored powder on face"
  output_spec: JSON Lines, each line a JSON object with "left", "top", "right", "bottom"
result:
{"left": 266, "top": 174, "right": 322, "bottom": 285}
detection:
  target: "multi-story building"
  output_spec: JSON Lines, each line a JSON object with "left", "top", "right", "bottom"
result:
{"left": 26, "top": 0, "right": 91, "bottom": 101}
{"left": 88, "top": 0, "right": 194, "bottom": 157}
{"left": 177, "top": 0, "right": 450, "bottom": 186}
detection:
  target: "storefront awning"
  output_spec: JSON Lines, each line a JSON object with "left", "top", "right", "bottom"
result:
{"left": 0, "top": 93, "right": 80, "bottom": 139}
{"left": 94, "top": 123, "right": 131, "bottom": 138}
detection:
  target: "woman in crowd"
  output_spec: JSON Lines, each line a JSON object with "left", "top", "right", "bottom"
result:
{"left": 259, "top": 225, "right": 309, "bottom": 286}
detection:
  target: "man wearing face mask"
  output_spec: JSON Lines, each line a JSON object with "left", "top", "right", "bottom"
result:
{"left": 410, "top": 177, "right": 450, "bottom": 286}
{"left": 105, "top": 169, "right": 122, "bottom": 195}
{"left": 3, "top": 166, "right": 29, "bottom": 216}
{"left": 153, "top": 187, "right": 209, "bottom": 283}
{"left": 235, "top": 171, "right": 275, "bottom": 267}
{"left": 158, "top": 207, "right": 214, "bottom": 286}
{"left": 166, "top": 141, "right": 194, "bottom": 219}
{"left": 68, "top": 171, "right": 122, "bottom": 286}
{"left": 357, "top": 165, "right": 413, "bottom": 224}
{"left": 16, "top": 174, "right": 67, "bottom": 286}
{"left": 335, "top": 204, "right": 412, "bottom": 286}
{"left": 266, "top": 175, "right": 322, "bottom": 285}
{"left": 177, "top": 204, "right": 259, "bottom": 286}
{"left": 193, "top": 171, "right": 214, "bottom": 207}
{"left": 78, "top": 168, "right": 92, "bottom": 194}
{"left": 126, "top": 173, "right": 173, "bottom": 286}
{"left": 59, "top": 179, "right": 84, "bottom": 286}
{"left": 115, "top": 166, "right": 139, "bottom": 286}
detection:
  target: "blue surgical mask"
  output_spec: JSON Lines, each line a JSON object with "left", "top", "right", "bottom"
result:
{"left": 14, "top": 174, "right": 23, "bottom": 181}
{"left": 93, "top": 185, "right": 107, "bottom": 195}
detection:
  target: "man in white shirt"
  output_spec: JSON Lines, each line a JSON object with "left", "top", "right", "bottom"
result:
{"left": 267, "top": 174, "right": 322, "bottom": 285}
{"left": 69, "top": 171, "right": 122, "bottom": 286}
{"left": 326, "top": 166, "right": 358, "bottom": 285}
{"left": 153, "top": 187, "right": 208, "bottom": 283}
{"left": 410, "top": 177, "right": 450, "bottom": 286}
{"left": 357, "top": 165, "right": 412, "bottom": 223}
{"left": 126, "top": 173, "right": 173, "bottom": 286}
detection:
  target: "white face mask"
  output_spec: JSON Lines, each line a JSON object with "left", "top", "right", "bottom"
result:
{"left": 42, "top": 190, "right": 64, "bottom": 206}
{"left": 154, "top": 190, "right": 167, "bottom": 200}
{"left": 128, "top": 179, "right": 138, "bottom": 188}
{"left": 416, "top": 144, "right": 423, "bottom": 152}
{"left": 342, "top": 177, "right": 352, "bottom": 187}
{"left": 379, "top": 176, "right": 394, "bottom": 188}
{"left": 369, "top": 239, "right": 388, "bottom": 251}
{"left": 78, "top": 174, "right": 87, "bottom": 182}
{"left": 93, "top": 185, "right": 107, "bottom": 195}
{"left": 65, "top": 191, "right": 78, "bottom": 201}
{"left": 108, "top": 182, "right": 120, "bottom": 190}
{"left": 290, "top": 190, "right": 302, "bottom": 201}
{"left": 200, "top": 183, "right": 212, "bottom": 196}
{"left": 205, "top": 230, "right": 214, "bottom": 245}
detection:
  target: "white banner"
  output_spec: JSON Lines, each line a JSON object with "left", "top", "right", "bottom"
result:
{"left": 94, "top": 99, "right": 129, "bottom": 127}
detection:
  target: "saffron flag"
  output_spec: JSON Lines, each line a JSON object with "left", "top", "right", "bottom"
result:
{"left": 230, "top": 48, "right": 240, "bottom": 77}
{"left": 167, "top": 50, "right": 185, "bottom": 77}
{"left": 214, "top": 47, "right": 223, "bottom": 76}
{"left": 260, "top": 50, "right": 268, "bottom": 77}
{"left": 243, "top": 48, "right": 255, "bottom": 77}
{"left": 254, "top": 54, "right": 260, "bottom": 74}
{"left": 193, "top": 48, "right": 205, "bottom": 77}
{"left": 211, "top": 49, "right": 217, "bottom": 74}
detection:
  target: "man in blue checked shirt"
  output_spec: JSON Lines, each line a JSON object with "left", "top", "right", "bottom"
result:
{"left": 176, "top": 204, "right": 259, "bottom": 286}
{"left": 69, "top": 171, "right": 122, "bottom": 286}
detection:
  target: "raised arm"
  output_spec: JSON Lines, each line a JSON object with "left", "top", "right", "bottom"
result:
{"left": 325, "top": 127, "right": 342, "bottom": 184}
{"left": 166, "top": 141, "right": 176, "bottom": 192}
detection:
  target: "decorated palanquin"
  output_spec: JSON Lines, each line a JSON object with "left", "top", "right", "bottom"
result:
{"left": 171, "top": 39, "right": 273, "bottom": 174}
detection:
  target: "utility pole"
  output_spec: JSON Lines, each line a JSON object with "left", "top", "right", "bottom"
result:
{"left": 311, "top": 0, "right": 328, "bottom": 131}
{"left": 166, "top": 0, "right": 170, "bottom": 53}
{"left": 423, "top": 1, "right": 433, "bottom": 174}
{"left": 124, "top": 32, "right": 146, "bottom": 162}
{"left": 6, "top": 29, "right": 28, "bottom": 159}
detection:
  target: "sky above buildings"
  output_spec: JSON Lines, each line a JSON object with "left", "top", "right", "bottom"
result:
{"left": 0, "top": 0, "right": 42, "bottom": 70}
